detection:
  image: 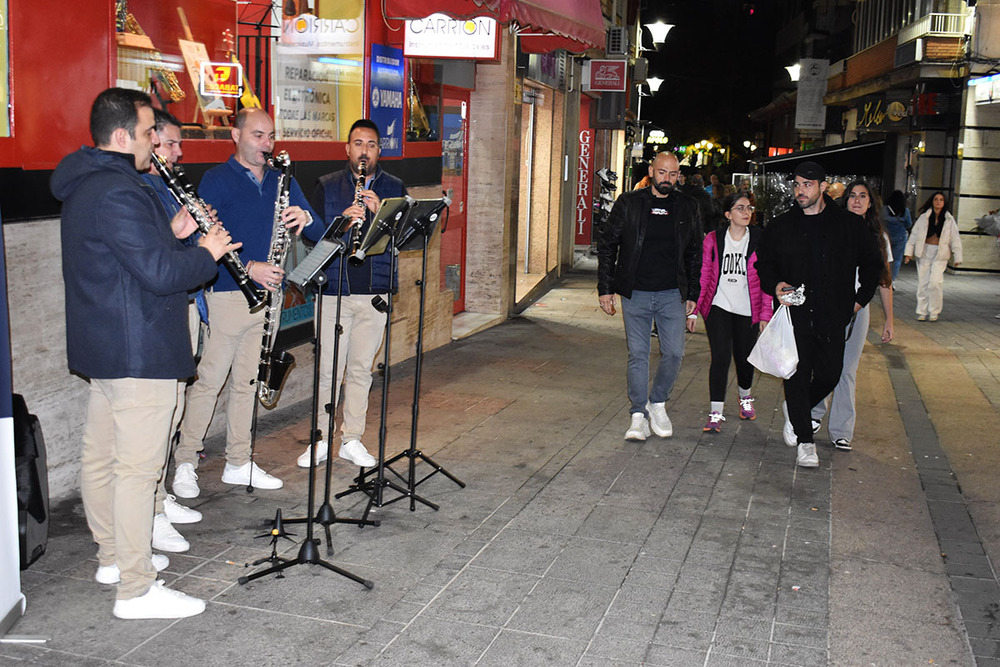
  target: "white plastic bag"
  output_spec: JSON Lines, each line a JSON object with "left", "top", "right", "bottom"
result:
{"left": 748, "top": 304, "right": 799, "bottom": 379}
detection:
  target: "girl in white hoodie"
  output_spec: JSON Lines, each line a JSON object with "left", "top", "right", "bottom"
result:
{"left": 904, "top": 191, "right": 962, "bottom": 321}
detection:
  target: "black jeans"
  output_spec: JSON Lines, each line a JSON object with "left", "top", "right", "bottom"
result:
{"left": 783, "top": 328, "right": 846, "bottom": 444}
{"left": 704, "top": 306, "right": 758, "bottom": 402}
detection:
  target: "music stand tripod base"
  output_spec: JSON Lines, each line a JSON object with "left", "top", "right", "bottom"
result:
{"left": 240, "top": 240, "right": 373, "bottom": 590}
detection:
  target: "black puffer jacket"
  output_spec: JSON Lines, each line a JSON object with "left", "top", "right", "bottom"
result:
{"left": 597, "top": 187, "right": 703, "bottom": 302}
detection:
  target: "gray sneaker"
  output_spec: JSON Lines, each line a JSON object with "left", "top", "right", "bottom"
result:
{"left": 172, "top": 462, "right": 200, "bottom": 499}
{"left": 645, "top": 401, "right": 673, "bottom": 437}
{"left": 797, "top": 442, "right": 819, "bottom": 468}
{"left": 625, "top": 413, "right": 651, "bottom": 441}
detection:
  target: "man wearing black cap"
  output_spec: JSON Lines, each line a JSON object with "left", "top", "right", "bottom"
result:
{"left": 755, "top": 160, "right": 882, "bottom": 468}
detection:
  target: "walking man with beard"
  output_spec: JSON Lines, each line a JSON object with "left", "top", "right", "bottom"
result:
{"left": 597, "top": 151, "right": 703, "bottom": 441}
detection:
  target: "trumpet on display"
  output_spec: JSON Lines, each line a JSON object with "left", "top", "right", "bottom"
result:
{"left": 151, "top": 154, "right": 266, "bottom": 312}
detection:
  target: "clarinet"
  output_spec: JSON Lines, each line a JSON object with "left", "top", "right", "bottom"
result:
{"left": 151, "top": 154, "right": 266, "bottom": 312}
{"left": 347, "top": 161, "right": 366, "bottom": 265}
{"left": 256, "top": 151, "right": 295, "bottom": 409}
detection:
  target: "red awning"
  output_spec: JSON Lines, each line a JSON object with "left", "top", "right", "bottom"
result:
{"left": 385, "top": 0, "right": 604, "bottom": 53}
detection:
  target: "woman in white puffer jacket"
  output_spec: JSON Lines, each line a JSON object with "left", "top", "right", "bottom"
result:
{"left": 903, "top": 191, "right": 963, "bottom": 321}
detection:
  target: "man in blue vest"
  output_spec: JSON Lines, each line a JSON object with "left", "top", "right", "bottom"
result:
{"left": 296, "top": 119, "right": 407, "bottom": 469}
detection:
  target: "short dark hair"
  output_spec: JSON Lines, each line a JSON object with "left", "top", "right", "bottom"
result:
{"left": 349, "top": 118, "right": 381, "bottom": 142}
{"left": 90, "top": 88, "right": 152, "bottom": 146}
{"left": 153, "top": 108, "right": 182, "bottom": 133}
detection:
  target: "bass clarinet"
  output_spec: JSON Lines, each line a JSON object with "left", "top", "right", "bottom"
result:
{"left": 256, "top": 150, "right": 295, "bottom": 409}
{"left": 151, "top": 154, "right": 266, "bottom": 312}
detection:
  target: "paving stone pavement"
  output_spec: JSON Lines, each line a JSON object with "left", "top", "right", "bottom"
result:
{"left": 3, "top": 260, "right": 999, "bottom": 666}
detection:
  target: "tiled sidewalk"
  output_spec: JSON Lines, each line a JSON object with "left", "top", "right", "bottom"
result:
{"left": 4, "top": 263, "right": 998, "bottom": 666}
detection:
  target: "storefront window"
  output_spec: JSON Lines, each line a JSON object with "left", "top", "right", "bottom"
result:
{"left": 273, "top": 0, "right": 364, "bottom": 141}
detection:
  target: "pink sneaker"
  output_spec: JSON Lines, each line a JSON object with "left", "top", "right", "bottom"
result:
{"left": 739, "top": 396, "right": 756, "bottom": 420}
{"left": 703, "top": 412, "right": 725, "bottom": 433}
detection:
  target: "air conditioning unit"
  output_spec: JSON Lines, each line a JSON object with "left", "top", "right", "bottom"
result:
{"left": 606, "top": 27, "right": 628, "bottom": 57}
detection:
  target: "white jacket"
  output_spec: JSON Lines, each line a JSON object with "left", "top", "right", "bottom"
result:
{"left": 904, "top": 209, "right": 963, "bottom": 264}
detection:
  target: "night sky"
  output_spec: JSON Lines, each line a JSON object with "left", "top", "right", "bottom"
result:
{"left": 638, "top": 0, "right": 778, "bottom": 155}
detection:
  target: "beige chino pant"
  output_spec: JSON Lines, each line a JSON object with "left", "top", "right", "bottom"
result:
{"left": 318, "top": 293, "right": 386, "bottom": 444}
{"left": 80, "top": 378, "right": 179, "bottom": 600}
{"left": 177, "top": 291, "right": 265, "bottom": 469}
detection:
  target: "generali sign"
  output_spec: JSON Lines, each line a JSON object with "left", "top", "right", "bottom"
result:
{"left": 584, "top": 60, "right": 627, "bottom": 92}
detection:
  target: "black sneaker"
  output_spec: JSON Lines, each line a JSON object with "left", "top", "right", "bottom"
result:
{"left": 833, "top": 438, "right": 852, "bottom": 451}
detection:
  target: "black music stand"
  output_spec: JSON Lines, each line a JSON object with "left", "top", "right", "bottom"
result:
{"left": 334, "top": 199, "right": 439, "bottom": 520}
{"left": 240, "top": 239, "right": 373, "bottom": 589}
{"left": 380, "top": 197, "right": 465, "bottom": 510}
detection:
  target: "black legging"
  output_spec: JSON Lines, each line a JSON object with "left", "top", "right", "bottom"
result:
{"left": 705, "top": 305, "right": 758, "bottom": 402}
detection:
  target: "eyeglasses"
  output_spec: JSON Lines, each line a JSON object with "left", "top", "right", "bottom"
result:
{"left": 731, "top": 205, "right": 755, "bottom": 213}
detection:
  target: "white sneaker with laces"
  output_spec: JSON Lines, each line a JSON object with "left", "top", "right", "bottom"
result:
{"left": 172, "top": 462, "right": 200, "bottom": 499}
{"left": 296, "top": 439, "right": 329, "bottom": 468}
{"left": 645, "top": 402, "right": 673, "bottom": 437}
{"left": 782, "top": 401, "right": 797, "bottom": 447}
{"left": 624, "top": 413, "right": 651, "bottom": 441}
{"left": 221, "top": 461, "right": 283, "bottom": 489}
{"left": 797, "top": 442, "right": 819, "bottom": 468}
{"left": 152, "top": 514, "right": 190, "bottom": 553}
{"left": 95, "top": 553, "right": 169, "bottom": 585}
{"left": 113, "top": 580, "right": 205, "bottom": 619}
{"left": 163, "top": 494, "right": 201, "bottom": 524}
{"left": 339, "top": 439, "right": 376, "bottom": 467}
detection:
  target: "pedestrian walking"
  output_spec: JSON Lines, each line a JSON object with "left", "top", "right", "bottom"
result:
{"left": 904, "top": 191, "right": 963, "bottom": 321}
{"left": 597, "top": 152, "right": 702, "bottom": 441}
{"left": 811, "top": 180, "right": 894, "bottom": 451}
{"left": 689, "top": 192, "right": 772, "bottom": 432}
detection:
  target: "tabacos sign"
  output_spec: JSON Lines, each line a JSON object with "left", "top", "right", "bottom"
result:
{"left": 584, "top": 60, "right": 627, "bottom": 92}
{"left": 200, "top": 62, "right": 243, "bottom": 98}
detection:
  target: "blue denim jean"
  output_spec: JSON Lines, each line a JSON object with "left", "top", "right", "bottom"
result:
{"left": 620, "top": 289, "right": 687, "bottom": 415}
{"left": 885, "top": 219, "right": 908, "bottom": 282}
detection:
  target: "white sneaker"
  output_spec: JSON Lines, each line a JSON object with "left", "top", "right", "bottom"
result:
{"left": 172, "top": 462, "right": 200, "bottom": 499}
{"left": 95, "top": 553, "right": 169, "bottom": 585}
{"left": 625, "top": 413, "right": 651, "bottom": 441}
{"left": 152, "top": 514, "right": 190, "bottom": 553}
{"left": 163, "top": 494, "right": 201, "bottom": 524}
{"left": 797, "top": 442, "right": 819, "bottom": 468}
{"left": 113, "top": 580, "right": 205, "bottom": 619}
{"left": 339, "top": 439, "right": 376, "bottom": 467}
{"left": 782, "top": 401, "right": 797, "bottom": 447}
{"left": 645, "top": 402, "right": 673, "bottom": 437}
{"left": 221, "top": 461, "right": 283, "bottom": 489}
{"left": 296, "top": 439, "right": 329, "bottom": 468}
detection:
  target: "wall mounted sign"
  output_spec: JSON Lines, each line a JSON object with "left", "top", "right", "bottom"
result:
{"left": 404, "top": 14, "right": 498, "bottom": 59}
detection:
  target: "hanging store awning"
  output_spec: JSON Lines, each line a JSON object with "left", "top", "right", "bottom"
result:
{"left": 385, "top": 0, "right": 605, "bottom": 54}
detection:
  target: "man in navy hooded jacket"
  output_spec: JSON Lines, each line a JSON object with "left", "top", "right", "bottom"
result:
{"left": 52, "top": 87, "right": 235, "bottom": 619}
{"left": 296, "top": 119, "right": 407, "bottom": 469}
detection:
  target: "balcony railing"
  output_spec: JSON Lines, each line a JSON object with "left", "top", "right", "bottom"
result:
{"left": 897, "top": 12, "right": 973, "bottom": 45}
